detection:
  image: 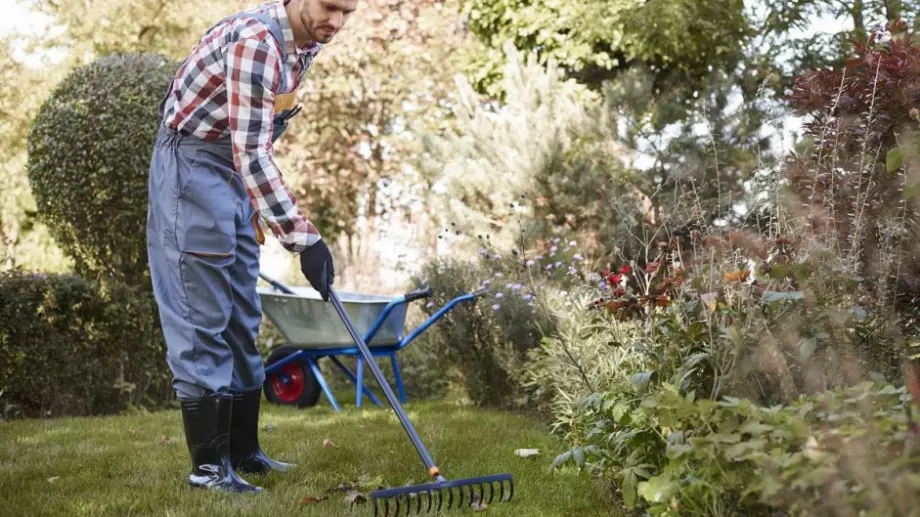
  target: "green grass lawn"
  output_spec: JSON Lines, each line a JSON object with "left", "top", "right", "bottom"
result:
{"left": 0, "top": 397, "right": 617, "bottom": 517}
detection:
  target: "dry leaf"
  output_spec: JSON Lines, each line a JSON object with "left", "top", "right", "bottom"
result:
{"left": 262, "top": 424, "right": 275, "bottom": 432}
{"left": 322, "top": 438, "right": 337, "bottom": 448}
{"left": 47, "top": 476, "right": 59, "bottom": 483}
{"left": 346, "top": 491, "right": 368, "bottom": 505}
{"left": 514, "top": 448, "right": 539, "bottom": 458}
{"left": 159, "top": 435, "right": 170, "bottom": 445}
{"left": 471, "top": 500, "right": 489, "bottom": 511}
{"left": 298, "top": 495, "right": 328, "bottom": 506}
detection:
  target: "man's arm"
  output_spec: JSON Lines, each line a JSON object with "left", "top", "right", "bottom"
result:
{"left": 225, "top": 35, "right": 321, "bottom": 254}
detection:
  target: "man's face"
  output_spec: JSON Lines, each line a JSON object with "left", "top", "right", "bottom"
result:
{"left": 299, "top": 0, "right": 358, "bottom": 44}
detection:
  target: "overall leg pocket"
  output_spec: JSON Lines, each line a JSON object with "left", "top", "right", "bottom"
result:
{"left": 176, "top": 148, "right": 238, "bottom": 257}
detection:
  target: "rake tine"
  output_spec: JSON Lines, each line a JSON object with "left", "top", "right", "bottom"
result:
{"left": 415, "top": 491, "right": 422, "bottom": 515}
{"left": 425, "top": 489, "right": 432, "bottom": 514}
{"left": 385, "top": 497, "right": 391, "bottom": 517}
{"left": 436, "top": 487, "right": 443, "bottom": 513}
{"left": 508, "top": 477, "right": 515, "bottom": 501}
{"left": 485, "top": 480, "right": 494, "bottom": 505}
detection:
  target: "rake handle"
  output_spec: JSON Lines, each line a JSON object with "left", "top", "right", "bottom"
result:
{"left": 328, "top": 287, "right": 443, "bottom": 480}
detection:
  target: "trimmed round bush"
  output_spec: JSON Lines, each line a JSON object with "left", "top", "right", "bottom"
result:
{"left": 26, "top": 52, "right": 180, "bottom": 287}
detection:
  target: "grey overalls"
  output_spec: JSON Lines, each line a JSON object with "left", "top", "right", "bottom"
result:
{"left": 146, "top": 11, "right": 301, "bottom": 400}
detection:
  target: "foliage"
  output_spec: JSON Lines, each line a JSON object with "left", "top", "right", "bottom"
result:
{"left": 26, "top": 52, "right": 180, "bottom": 287}
{"left": 783, "top": 21, "right": 920, "bottom": 321}
{"left": 0, "top": 38, "right": 73, "bottom": 274}
{"left": 0, "top": 271, "right": 172, "bottom": 419}
{"left": 554, "top": 379, "right": 920, "bottom": 517}
{"left": 751, "top": 0, "right": 920, "bottom": 96}
{"left": 458, "top": 0, "right": 751, "bottom": 102}
{"left": 421, "top": 45, "right": 653, "bottom": 261}
{"left": 409, "top": 246, "right": 576, "bottom": 409}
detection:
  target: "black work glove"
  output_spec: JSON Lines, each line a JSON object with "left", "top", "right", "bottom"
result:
{"left": 300, "top": 239, "right": 335, "bottom": 301}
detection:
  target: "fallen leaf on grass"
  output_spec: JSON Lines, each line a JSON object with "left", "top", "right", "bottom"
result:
{"left": 470, "top": 500, "right": 489, "bottom": 511}
{"left": 469, "top": 493, "right": 489, "bottom": 511}
{"left": 357, "top": 474, "right": 384, "bottom": 490}
{"left": 346, "top": 491, "right": 368, "bottom": 505}
{"left": 159, "top": 435, "right": 170, "bottom": 445}
{"left": 262, "top": 424, "right": 275, "bottom": 432}
{"left": 47, "top": 476, "right": 59, "bottom": 484}
{"left": 325, "top": 482, "right": 356, "bottom": 494}
{"left": 514, "top": 448, "right": 539, "bottom": 458}
{"left": 298, "top": 495, "right": 328, "bottom": 506}
{"left": 322, "top": 438, "right": 337, "bottom": 448}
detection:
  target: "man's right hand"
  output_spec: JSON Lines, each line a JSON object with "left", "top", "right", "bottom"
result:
{"left": 299, "top": 239, "right": 335, "bottom": 301}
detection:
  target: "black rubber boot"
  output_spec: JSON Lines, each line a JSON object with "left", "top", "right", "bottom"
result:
{"left": 229, "top": 387, "right": 295, "bottom": 475}
{"left": 180, "top": 393, "right": 263, "bottom": 493}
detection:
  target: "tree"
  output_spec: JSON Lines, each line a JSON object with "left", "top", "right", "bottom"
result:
{"left": 0, "top": 35, "right": 72, "bottom": 275}
{"left": 458, "top": 0, "right": 752, "bottom": 103}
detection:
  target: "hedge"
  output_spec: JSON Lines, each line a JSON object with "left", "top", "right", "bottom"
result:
{"left": 0, "top": 271, "right": 173, "bottom": 418}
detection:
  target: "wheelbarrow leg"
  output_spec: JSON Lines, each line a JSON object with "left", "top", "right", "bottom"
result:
{"left": 390, "top": 352, "right": 407, "bottom": 404}
{"left": 306, "top": 357, "right": 340, "bottom": 412}
{"left": 327, "top": 356, "right": 382, "bottom": 408}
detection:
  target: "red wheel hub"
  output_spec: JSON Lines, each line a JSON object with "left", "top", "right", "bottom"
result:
{"left": 270, "top": 362, "right": 305, "bottom": 403}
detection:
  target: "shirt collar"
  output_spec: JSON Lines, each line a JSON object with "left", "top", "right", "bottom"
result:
{"left": 275, "top": 0, "right": 324, "bottom": 57}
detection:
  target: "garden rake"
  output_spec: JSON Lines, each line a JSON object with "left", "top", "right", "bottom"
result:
{"left": 325, "top": 284, "right": 515, "bottom": 516}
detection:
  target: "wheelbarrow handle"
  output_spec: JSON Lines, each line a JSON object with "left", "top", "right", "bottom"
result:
{"left": 258, "top": 273, "right": 295, "bottom": 295}
{"left": 404, "top": 287, "right": 433, "bottom": 302}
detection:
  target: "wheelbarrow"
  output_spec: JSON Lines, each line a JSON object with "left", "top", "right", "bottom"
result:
{"left": 257, "top": 273, "right": 485, "bottom": 411}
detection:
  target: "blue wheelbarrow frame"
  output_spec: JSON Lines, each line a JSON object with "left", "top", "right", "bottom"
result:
{"left": 258, "top": 273, "right": 485, "bottom": 411}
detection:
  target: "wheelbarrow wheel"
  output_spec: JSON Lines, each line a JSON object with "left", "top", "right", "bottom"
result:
{"left": 263, "top": 346, "right": 322, "bottom": 408}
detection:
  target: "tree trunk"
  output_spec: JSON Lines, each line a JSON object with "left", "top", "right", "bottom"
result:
{"left": 851, "top": 0, "right": 867, "bottom": 44}
{"left": 885, "top": 0, "right": 902, "bottom": 24}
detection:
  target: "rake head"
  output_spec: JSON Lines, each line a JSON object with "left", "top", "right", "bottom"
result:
{"left": 370, "top": 473, "right": 514, "bottom": 516}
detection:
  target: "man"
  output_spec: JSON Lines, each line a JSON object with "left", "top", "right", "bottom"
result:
{"left": 146, "top": 0, "right": 357, "bottom": 493}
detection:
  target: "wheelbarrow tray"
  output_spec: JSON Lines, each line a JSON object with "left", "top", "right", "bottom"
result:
{"left": 258, "top": 286, "right": 408, "bottom": 349}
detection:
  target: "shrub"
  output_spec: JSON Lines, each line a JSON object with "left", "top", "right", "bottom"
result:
{"left": 420, "top": 44, "right": 649, "bottom": 262}
{"left": 409, "top": 245, "right": 575, "bottom": 409}
{"left": 783, "top": 22, "right": 920, "bottom": 323}
{"left": 0, "top": 271, "right": 172, "bottom": 418}
{"left": 554, "top": 378, "right": 920, "bottom": 517}
{"left": 26, "top": 52, "right": 181, "bottom": 287}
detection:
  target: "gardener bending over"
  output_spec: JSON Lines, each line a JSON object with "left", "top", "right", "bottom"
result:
{"left": 146, "top": 0, "right": 356, "bottom": 493}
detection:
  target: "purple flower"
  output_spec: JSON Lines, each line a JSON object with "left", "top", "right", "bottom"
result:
{"left": 526, "top": 259, "right": 535, "bottom": 266}
{"left": 495, "top": 292, "right": 504, "bottom": 298}
{"left": 573, "top": 253, "right": 583, "bottom": 261}
{"left": 492, "top": 304, "right": 501, "bottom": 311}
{"left": 494, "top": 272, "right": 504, "bottom": 278}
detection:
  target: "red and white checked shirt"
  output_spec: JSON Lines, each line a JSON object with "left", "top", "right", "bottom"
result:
{"left": 161, "top": 0, "right": 323, "bottom": 253}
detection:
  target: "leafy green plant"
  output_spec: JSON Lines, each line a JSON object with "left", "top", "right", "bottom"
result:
{"left": 554, "top": 379, "right": 920, "bottom": 517}
{"left": 0, "top": 271, "right": 172, "bottom": 418}
{"left": 26, "top": 52, "right": 180, "bottom": 287}
{"left": 409, "top": 245, "right": 575, "bottom": 409}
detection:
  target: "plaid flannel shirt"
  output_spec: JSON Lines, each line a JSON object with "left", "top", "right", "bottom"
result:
{"left": 161, "top": 0, "right": 323, "bottom": 253}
